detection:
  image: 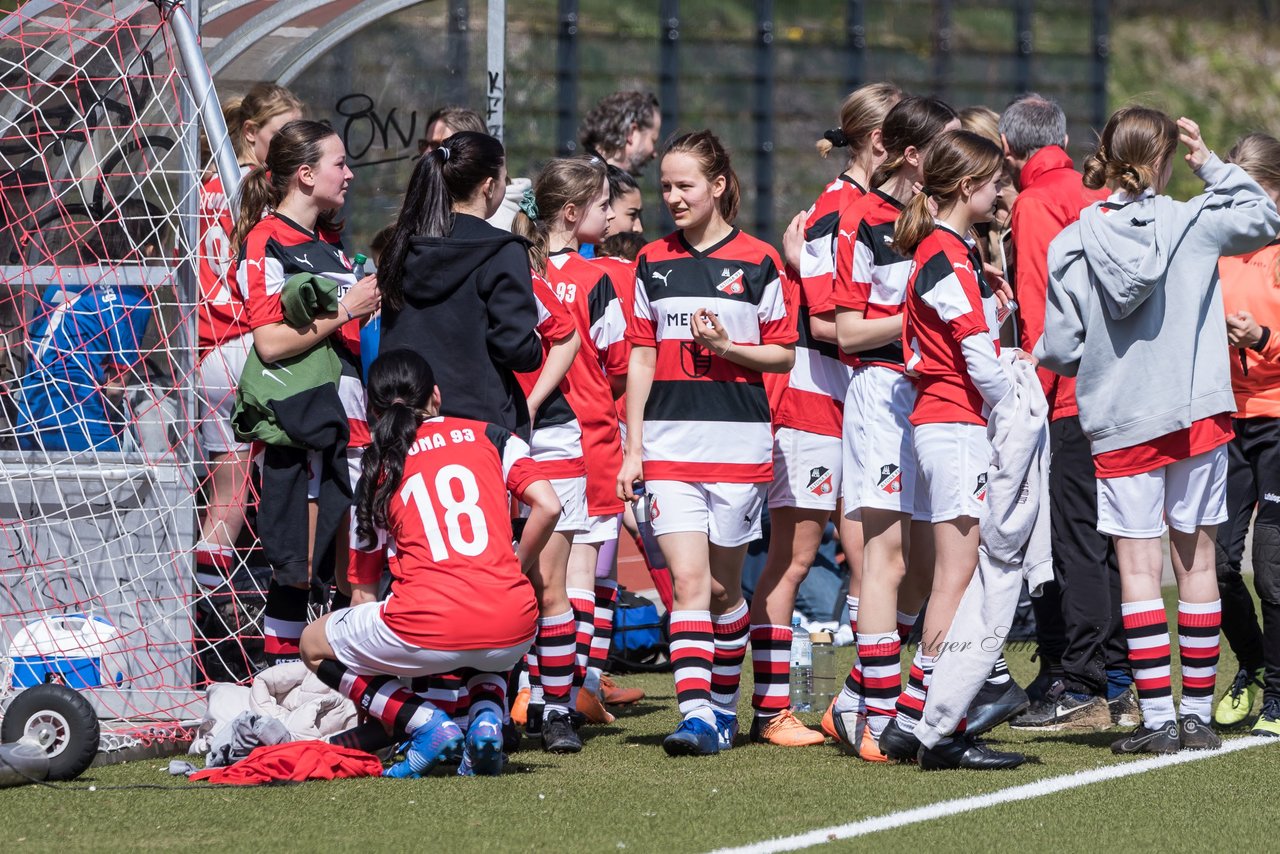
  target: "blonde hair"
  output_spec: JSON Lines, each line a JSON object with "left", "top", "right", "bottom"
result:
{"left": 223, "top": 82, "right": 304, "bottom": 166}
{"left": 816, "top": 82, "right": 903, "bottom": 158}
{"left": 512, "top": 155, "right": 609, "bottom": 273}
{"left": 1082, "top": 106, "right": 1178, "bottom": 194}
{"left": 959, "top": 105, "right": 1001, "bottom": 148}
{"left": 1228, "top": 132, "right": 1280, "bottom": 285}
{"left": 893, "top": 129, "right": 1003, "bottom": 256}
{"left": 662, "top": 130, "right": 741, "bottom": 224}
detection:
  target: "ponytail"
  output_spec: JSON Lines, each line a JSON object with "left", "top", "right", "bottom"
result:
{"left": 891, "top": 192, "right": 938, "bottom": 258}
{"left": 229, "top": 164, "right": 275, "bottom": 256}
{"left": 1082, "top": 106, "right": 1178, "bottom": 194}
{"left": 892, "top": 129, "right": 1003, "bottom": 256}
{"left": 512, "top": 155, "right": 607, "bottom": 274}
{"left": 870, "top": 96, "right": 958, "bottom": 187}
{"left": 815, "top": 82, "right": 903, "bottom": 159}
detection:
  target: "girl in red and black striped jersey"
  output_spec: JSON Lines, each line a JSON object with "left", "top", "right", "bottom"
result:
{"left": 303, "top": 349, "right": 562, "bottom": 777}
{"left": 193, "top": 83, "right": 301, "bottom": 593}
{"left": 230, "top": 120, "right": 380, "bottom": 663}
{"left": 827, "top": 96, "right": 959, "bottom": 759}
{"left": 748, "top": 82, "right": 902, "bottom": 749}
{"left": 515, "top": 156, "right": 631, "bottom": 725}
{"left": 895, "top": 130, "right": 1026, "bottom": 769}
{"left": 618, "top": 131, "right": 797, "bottom": 756}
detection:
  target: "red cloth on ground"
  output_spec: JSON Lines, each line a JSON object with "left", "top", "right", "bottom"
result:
{"left": 190, "top": 742, "right": 383, "bottom": 785}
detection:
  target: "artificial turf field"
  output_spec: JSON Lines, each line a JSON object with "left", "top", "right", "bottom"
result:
{"left": 3, "top": 588, "right": 1279, "bottom": 853}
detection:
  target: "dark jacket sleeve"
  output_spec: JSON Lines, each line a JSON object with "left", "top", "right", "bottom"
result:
{"left": 480, "top": 240, "right": 544, "bottom": 373}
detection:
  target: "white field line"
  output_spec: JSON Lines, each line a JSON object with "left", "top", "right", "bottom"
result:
{"left": 707, "top": 736, "right": 1277, "bottom": 854}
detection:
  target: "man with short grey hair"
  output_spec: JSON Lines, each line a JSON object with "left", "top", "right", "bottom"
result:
{"left": 999, "top": 94, "right": 1135, "bottom": 732}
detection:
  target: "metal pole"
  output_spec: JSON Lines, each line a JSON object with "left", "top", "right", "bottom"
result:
{"left": 555, "top": 0, "right": 579, "bottom": 155}
{"left": 447, "top": 0, "right": 470, "bottom": 107}
{"left": 1014, "top": 0, "right": 1033, "bottom": 96}
{"left": 932, "top": 0, "right": 953, "bottom": 102}
{"left": 1091, "top": 0, "right": 1109, "bottom": 131}
{"left": 658, "top": 0, "right": 679, "bottom": 233}
{"left": 157, "top": 0, "right": 239, "bottom": 223}
{"left": 754, "top": 0, "right": 774, "bottom": 239}
{"left": 845, "top": 0, "right": 865, "bottom": 91}
{"left": 486, "top": 0, "right": 505, "bottom": 140}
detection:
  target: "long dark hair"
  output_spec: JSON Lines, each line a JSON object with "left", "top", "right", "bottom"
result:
{"left": 354, "top": 349, "right": 437, "bottom": 548}
{"left": 870, "top": 96, "right": 958, "bottom": 187}
{"left": 230, "top": 119, "right": 340, "bottom": 255}
{"left": 379, "top": 130, "right": 506, "bottom": 311}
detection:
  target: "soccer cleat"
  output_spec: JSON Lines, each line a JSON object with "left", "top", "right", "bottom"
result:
{"left": 1179, "top": 715, "right": 1222, "bottom": 751}
{"left": 748, "top": 709, "right": 824, "bottom": 747}
{"left": 820, "top": 699, "right": 840, "bottom": 740}
{"left": 524, "top": 702, "right": 544, "bottom": 736}
{"left": 541, "top": 710, "right": 583, "bottom": 754}
{"left": 1024, "top": 656, "right": 1064, "bottom": 705}
{"left": 918, "top": 734, "right": 1026, "bottom": 771}
{"left": 502, "top": 717, "right": 521, "bottom": 754}
{"left": 383, "top": 710, "right": 465, "bottom": 778}
{"left": 1108, "top": 690, "right": 1141, "bottom": 728}
{"left": 662, "top": 716, "right": 721, "bottom": 757}
{"left": 1214, "top": 667, "right": 1263, "bottom": 727}
{"left": 1111, "top": 720, "right": 1180, "bottom": 755}
{"left": 466, "top": 710, "right": 506, "bottom": 775}
{"left": 965, "top": 678, "right": 1030, "bottom": 735}
{"left": 827, "top": 707, "right": 888, "bottom": 762}
{"left": 1251, "top": 698, "right": 1280, "bottom": 737}
{"left": 600, "top": 674, "right": 645, "bottom": 705}
{"left": 1010, "top": 680, "right": 1111, "bottom": 731}
{"left": 510, "top": 687, "right": 531, "bottom": 726}
{"left": 876, "top": 718, "right": 921, "bottom": 763}
{"left": 575, "top": 688, "right": 617, "bottom": 724}
{"left": 714, "top": 711, "right": 740, "bottom": 750}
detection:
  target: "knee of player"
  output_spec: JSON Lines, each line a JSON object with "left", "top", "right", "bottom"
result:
{"left": 1252, "top": 524, "right": 1280, "bottom": 602}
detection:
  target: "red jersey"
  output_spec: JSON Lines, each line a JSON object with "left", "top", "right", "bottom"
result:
{"left": 237, "top": 212, "right": 368, "bottom": 446}
{"left": 628, "top": 228, "right": 797, "bottom": 483}
{"left": 772, "top": 177, "right": 866, "bottom": 437}
{"left": 904, "top": 224, "right": 1002, "bottom": 427}
{"left": 515, "top": 272, "right": 586, "bottom": 479}
{"left": 593, "top": 254, "right": 639, "bottom": 425}
{"left": 832, "top": 189, "right": 913, "bottom": 370}
{"left": 544, "top": 250, "right": 625, "bottom": 515}
{"left": 349, "top": 417, "right": 541, "bottom": 650}
{"left": 197, "top": 169, "right": 252, "bottom": 351}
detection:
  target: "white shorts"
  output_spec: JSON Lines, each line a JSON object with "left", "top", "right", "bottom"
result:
{"left": 325, "top": 601, "right": 532, "bottom": 678}
{"left": 768, "top": 427, "right": 842, "bottom": 511}
{"left": 1096, "top": 445, "right": 1229, "bottom": 538}
{"left": 577, "top": 512, "right": 621, "bottom": 544}
{"left": 913, "top": 422, "right": 992, "bottom": 523}
{"left": 519, "top": 476, "right": 588, "bottom": 534}
{"left": 842, "top": 366, "right": 927, "bottom": 519}
{"left": 196, "top": 335, "right": 252, "bottom": 455}
{"left": 646, "top": 479, "right": 766, "bottom": 548}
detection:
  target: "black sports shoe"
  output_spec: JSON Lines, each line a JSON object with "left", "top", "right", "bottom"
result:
{"left": 1178, "top": 715, "right": 1222, "bottom": 751}
{"left": 1010, "top": 679, "right": 1111, "bottom": 731}
{"left": 918, "top": 734, "right": 1026, "bottom": 771}
{"left": 541, "top": 710, "right": 583, "bottom": 753}
{"left": 876, "top": 718, "right": 921, "bottom": 762}
{"left": 1024, "top": 656, "right": 1065, "bottom": 705}
{"left": 965, "top": 678, "right": 1030, "bottom": 735}
{"left": 502, "top": 717, "right": 521, "bottom": 754}
{"left": 1111, "top": 720, "right": 1180, "bottom": 755}
{"left": 524, "top": 702, "right": 544, "bottom": 736}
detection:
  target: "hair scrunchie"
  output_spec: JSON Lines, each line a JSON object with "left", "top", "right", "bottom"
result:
{"left": 823, "top": 128, "right": 850, "bottom": 148}
{"left": 438, "top": 146, "right": 451, "bottom": 162}
{"left": 518, "top": 187, "right": 539, "bottom": 220}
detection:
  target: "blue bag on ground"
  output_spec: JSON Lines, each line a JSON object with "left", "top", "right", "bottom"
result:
{"left": 607, "top": 588, "right": 669, "bottom": 672}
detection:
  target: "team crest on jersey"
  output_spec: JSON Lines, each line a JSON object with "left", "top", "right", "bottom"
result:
{"left": 974, "top": 472, "right": 989, "bottom": 501}
{"left": 807, "top": 466, "right": 834, "bottom": 496}
{"left": 877, "top": 464, "right": 902, "bottom": 494}
{"left": 717, "top": 267, "right": 745, "bottom": 295}
{"left": 680, "top": 341, "right": 713, "bottom": 377}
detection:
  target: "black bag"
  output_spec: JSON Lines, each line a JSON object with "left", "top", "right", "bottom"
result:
{"left": 607, "top": 588, "right": 669, "bottom": 672}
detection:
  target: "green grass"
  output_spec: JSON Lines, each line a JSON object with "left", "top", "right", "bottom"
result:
{"left": 2, "top": 588, "right": 1277, "bottom": 853}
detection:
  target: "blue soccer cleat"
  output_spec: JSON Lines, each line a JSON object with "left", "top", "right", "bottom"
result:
{"left": 383, "top": 709, "right": 465, "bottom": 779}
{"left": 466, "top": 710, "right": 506, "bottom": 776}
{"left": 663, "top": 715, "right": 721, "bottom": 757}
{"left": 713, "top": 710, "right": 739, "bottom": 751}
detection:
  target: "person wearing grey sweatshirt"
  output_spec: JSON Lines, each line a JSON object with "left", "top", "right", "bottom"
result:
{"left": 1036, "top": 107, "right": 1280, "bottom": 756}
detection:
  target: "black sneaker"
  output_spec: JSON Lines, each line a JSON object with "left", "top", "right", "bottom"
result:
{"left": 1108, "top": 689, "right": 1141, "bottom": 728}
{"left": 918, "top": 734, "right": 1026, "bottom": 771}
{"left": 524, "top": 702, "right": 544, "bottom": 736}
{"left": 1024, "top": 655, "right": 1065, "bottom": 705}
{"left": 1111, "top": 719, "right": 1180, "bottom": 755}
{"left": 1010, "top": 679, "right": 1111, "bottom": 731}
{"left": 502, "top": 717, "right": 521, "bottom": 754}
{"left": 965, "top": 679, "right": 1030, "bottom": 734}
{"left": 1178, "top": 715, "right": 1222, "bottom": 751}
{"left": 541, "top": 711, "right": 583, "bottom": 753}
{"left": 877, "top": 718, "right": 921, "bottom": 763}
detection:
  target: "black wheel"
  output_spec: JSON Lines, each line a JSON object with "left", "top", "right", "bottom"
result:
{"left": 1, "top": 683, "right": 100, "bottom": 781}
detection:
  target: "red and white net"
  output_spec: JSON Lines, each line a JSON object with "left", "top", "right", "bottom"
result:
{"left": 0, "top": 0, "right": 268, "bottom": 736}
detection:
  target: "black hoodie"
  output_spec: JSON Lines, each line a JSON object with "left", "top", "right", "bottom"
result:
{"left": 381, "top": 213, "right": 543, "bottom": 437}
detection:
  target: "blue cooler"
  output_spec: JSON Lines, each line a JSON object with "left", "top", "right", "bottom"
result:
{"left": 7, "top": 614, "right": 128, "bottom": 689}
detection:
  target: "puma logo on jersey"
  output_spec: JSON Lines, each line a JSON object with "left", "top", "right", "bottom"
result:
{"left": 296, "top": 253, "right": 313, "bottom": 268}
{"left": 717, "top": 267, "right": 745, "bottom": 295}
{"left": 651, "top": 270, "right": 672, "bottom": 287}
{"left": 807, "top": 466, "right": 834, "bottom": 496}
{"left": 974, "top": 472, "right": 989, "bottom": 501}
{"left": 953, "top": 261, "right": 975, "bottom": 277}
{"left": 882, "top": 234, "right": 895, "bottom": 246}
{"left": 877, "top": 464, "right": 902, "bottom": 494}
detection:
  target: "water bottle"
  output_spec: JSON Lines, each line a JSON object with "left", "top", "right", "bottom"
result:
{"left": 789, "top": 617, "right": 813, "bottom": 712}
{"left": 630, "top": 483, "right": 667, "bottom": 571}
{"left": 352, "top": 252, "right": 381, "bottom": 381}
{"left": 810, "top": 630, "right": 837, "bottom": 710}
{"left": 352, "top": 252, "right": 368, "bottom": 279}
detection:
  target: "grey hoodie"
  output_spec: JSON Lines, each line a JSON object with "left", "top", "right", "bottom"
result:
{"left": 1034, "top": 154, "right": 1280, "bottom": 454}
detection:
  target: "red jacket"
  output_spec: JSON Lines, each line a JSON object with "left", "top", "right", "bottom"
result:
{"left": 1009, "top": 146, "right": 1108, "bottom": 420}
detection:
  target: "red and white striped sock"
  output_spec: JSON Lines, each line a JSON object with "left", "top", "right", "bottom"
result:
{"left": 588, "top": 581, "right": 619, "bottom": 677}
{"left": 711, "top": 601, "right": 750, "bottom": 716}
{"left": 568, "top": 587, "right": 595, "bottom": 701}
{"left": 465, "top": 671, "right": 508, "bottom": 724}
{"left": 895, "top": 609, "right": 919, "bottom": 645}
{"left": 858, "top": 632, "right": 901, "bottom": 738}
{"left": 847, "top": 596, "right": 860, "bottom": 636}
{"left": 263, "top": 581, "right": 308, "bottom": 664}
{"left": 1122, "top": 599, "right": 1175, "bottom": 728}
{"left": 833, "top": 659, "right": 864, "bottom": 715}
{"left": 194, "top": 544, "right": 234, "bottom": 590}
{"left": 749, "top": 623, "right": 792, "bottom": 718}
{"left": 1177, "top": 599, "right": 1221, "bottom": 723}
{"left": 894, "top": 648, "right": 935, "bottom": 735}
{"left": 670, "top": 609, "right": 715, "bottom": 724}
{"left": 411, "top": 673, "right": 465, "bottom": 720}
{"left": 536, "top": 609, "right": 576, "bottom": 717}
{"left": 318, "top": 660, "right": 437, "bottom": 736}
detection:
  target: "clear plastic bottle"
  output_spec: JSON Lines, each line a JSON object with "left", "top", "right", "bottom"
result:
{"left": 810, "top": 630, "right": 837, "bottom": 710}
{"left": 789, "top": 617, "right": 813, "bottom": 712}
